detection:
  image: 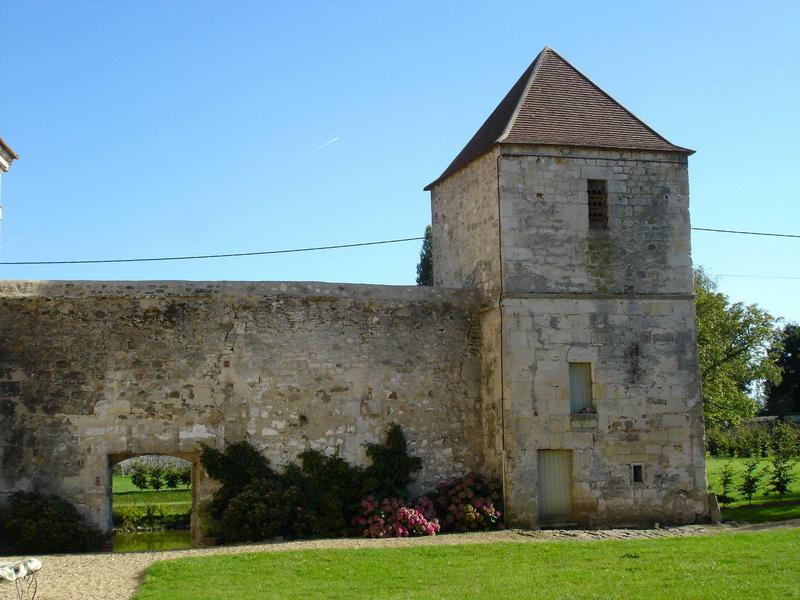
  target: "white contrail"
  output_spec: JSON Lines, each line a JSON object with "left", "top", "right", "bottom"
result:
{"left": 1, "top": 235, "right": 23, "bottom": 249}
{"left": 314, "top": 137, "right": 339, "bottom": 151}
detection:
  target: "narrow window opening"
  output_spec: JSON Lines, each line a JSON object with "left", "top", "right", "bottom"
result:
{"left": 587, "top": 179, "right": 608, "bottom": 229}
{"left": 632, "top": 464, "right": 644, "bottom": 483}
{"left": 569, "top": 362, "right": 594, "bottom": 414}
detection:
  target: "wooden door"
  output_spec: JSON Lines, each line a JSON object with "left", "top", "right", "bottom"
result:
{"left": 538, "top": 450, "right": 573, "bottom": 524}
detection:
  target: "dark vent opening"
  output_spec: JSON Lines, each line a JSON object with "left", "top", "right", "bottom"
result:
{"left": 588, "top": 179, "right": 608, "bottom": 229}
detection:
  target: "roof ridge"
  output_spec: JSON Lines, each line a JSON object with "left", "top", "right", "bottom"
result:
{"left": 540, "top": 48, "right": 690, "bottom": 152}
{"left": 496, "top": 47, "right": 548, "bottom": 144}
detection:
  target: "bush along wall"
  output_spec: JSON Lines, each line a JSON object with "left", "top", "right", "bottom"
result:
{"left": 199, "top": 424, "right": 504, "bottom": 543}
{"left": 1, "top": 491, "right": 105, "bottom": 553}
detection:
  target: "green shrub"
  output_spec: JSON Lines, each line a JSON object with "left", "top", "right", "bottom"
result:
{"left": 3, "top": 491, "right": 105, "bottom": 553}
{"left": 164, "top": 511, "right": 191, "bottom": 530}
{"left": 200, "top": 424, "right": 429, "bottom": 543}
{"left": 178, "top": 465, "right": 192, "bottom": 486}
{"left": 705, "top": 426, "right": 732, "bottom": 457}
{"left": 281, "top": 449, "right": 365, "bottom": 539}
{"left": 767, "top": 453, "right": 795, "bottom": 500}
{"left": 113, "top": 506, "right": 141, "bottom": 532}
{"left": 113, "top": 505, "right": 191, "bottom": 532}
{"left": 142, "top": 503, "right": 164, "bottom": 529}
{"left": 200, "top": 441, "right": 275, "bottom": 521}
{"left": 131, "top": 462, "right": 149, "bottom": 491}
{"left": 717, "top": 461, "right": 737, "bottom": 507}
{"left": 738, "top": 459, "right": 763, "bottom": 505}
{"left": 362, "top": 424, "right": 422, "bottom": 499}
{"left": 164, "top": 468, "right": 181, "bottom": 490}
{"left": 706, "top": 420, "right": 792, "bottom": 458}
{"left": 220, "top": 476, "right": 291, "bottom": 541}
{"left": 771, "top": 420, "right": 799, "bottom": 458}
{"left": 149, "top": 466, "right": 164, "bottom": 491}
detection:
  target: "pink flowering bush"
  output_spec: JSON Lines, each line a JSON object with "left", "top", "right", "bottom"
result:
{"left": 412, "top": 495, "right": 437, "bottom": 522}
{"left": 433, "top": 472, "right": 504, "bottom": 532}
{"left": 354, "top": 496, "right": 440, "bottom": 538}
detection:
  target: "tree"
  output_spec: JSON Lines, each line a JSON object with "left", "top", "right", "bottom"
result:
{"left": 415, "top": 225, "right": 433, "bottom": 286}
{"left": 763, "top": 324, "right": 800, "bottom": 416}
{"left": 164, "top": 468, "right": 180, "bottom": 490}
{"left": 771, "top": 419, "right": 799, "bottom": 458}
{"left": 767, "top": 453, "right": 795, "bottom": 500}
{"left": 178, "top": 465, "right": 192, "bottom": 486}
{"left": 130, "top": 462, "right": 149, "bottom": 491}
{"left": 737, "top": 458, "right": 762, "bottom": 505}
{"left": 717, "top": 461, "right": 736, "bottom": 508}
{"left": 694, "top": 268, "right": 782, "bottom": 428}
{"left": 149, "top": 466, "right": 164, "bottom": 491}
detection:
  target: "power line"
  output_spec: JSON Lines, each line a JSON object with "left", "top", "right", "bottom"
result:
{"left": 0, "top": 236, "right": 425, "bottom": 266}
{"left": 691, "top": 227, "right": 800, "bottom": 239}
{"left": 708, "top": 274, "right": 800, "bottom": 281}
{"left": 0, "top": 226, "right": 797, "bottom": 267}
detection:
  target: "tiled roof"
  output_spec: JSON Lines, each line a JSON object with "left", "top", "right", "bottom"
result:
{"left": 425, "top": 48, "right": 692, "bottom": 190}
{"left": 0, "top": 137, "right": 18, "bottom": 173}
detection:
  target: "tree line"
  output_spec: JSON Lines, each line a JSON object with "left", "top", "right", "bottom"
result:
{"left": 129, "top": 463, "right": 191, "bottom": 492}
{"left": 716, "top": 420, "right": 798, "bottom": 507}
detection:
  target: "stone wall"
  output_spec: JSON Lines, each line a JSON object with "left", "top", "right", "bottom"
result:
{"left": 431, "top": 148, "right": 501, "bottom": 297}
{"left": 494, "top": 145, "right": 708, "bottom": 526}
{"left": 429, "top": 149, "right": 506, "bottom": 499}
{"left": 427, "top": 144, "right": 709, "bottom": 527}
{"left": 0, "top": 143, "right": 711, "bottom": 534}
{"left": 501, "top": 297, "right": 708, "bottom": 526}
{"left": 0, "top": 281, "right": 484, "bottom": 535}
{"left": 498, "top": 146, "right": 693, "bottom": 296}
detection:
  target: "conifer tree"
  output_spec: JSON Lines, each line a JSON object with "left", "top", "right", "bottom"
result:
{"left": 737, "top": 458, "right": 762, "bottom": 505}
{"left": 717, "top": 461, "right": 736, "bottom": 507}
{"left": 415, "top": 225, "right": 433, "bottom": 286}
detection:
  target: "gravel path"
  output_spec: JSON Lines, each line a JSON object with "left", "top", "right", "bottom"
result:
{"left": 2, "top": 520, "right": 797, "bottom": 600}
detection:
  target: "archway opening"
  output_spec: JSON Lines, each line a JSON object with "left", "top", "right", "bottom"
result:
{"left": 108, "top": 453, "right": 198, "bottom": 552}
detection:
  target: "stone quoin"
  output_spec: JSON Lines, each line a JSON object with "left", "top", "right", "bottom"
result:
{"left": 0, "top": 48, "right": 709, "bottom": 539}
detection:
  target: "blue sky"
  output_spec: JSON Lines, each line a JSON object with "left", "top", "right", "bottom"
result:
{"left": 1, "top": 1, "right": 798, "bottom": 323}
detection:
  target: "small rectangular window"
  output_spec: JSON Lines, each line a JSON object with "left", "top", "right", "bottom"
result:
{"left": 632, "top": 464, "right": 644, "bottom": 483}
{"left": 587, "top": 179, "right": 608, "bottom": 229}
{"left": 569, "top": 362, "right": 594, "bottom": 414}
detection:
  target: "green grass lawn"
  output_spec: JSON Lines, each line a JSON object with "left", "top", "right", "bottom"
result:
{"left": 133, "top": 528, "right": 800, "bottom": 600}
{"left": 113, "top": 475, "right": 191, "bottom": 515}
{"left": 706, "top": 456, "right": 800, "bottom": 523}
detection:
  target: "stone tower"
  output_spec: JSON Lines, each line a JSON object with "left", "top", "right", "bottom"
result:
{"left": 427, "top": 48, "right": 709, "bottom": 526}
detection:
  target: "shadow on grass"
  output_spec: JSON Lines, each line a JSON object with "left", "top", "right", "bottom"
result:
{"left": 723, "top": 499, "right": 800, "bottom": 523}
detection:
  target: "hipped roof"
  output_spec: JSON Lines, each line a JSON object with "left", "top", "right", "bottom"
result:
{"left": 425, "top": 47, "right": 692, "bottom": 190}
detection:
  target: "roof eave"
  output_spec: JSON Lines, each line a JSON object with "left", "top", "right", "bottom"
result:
{"left": 497, "top": 141, "right": 696, "bottom": 156}
{"left": 0, "top": 137, "right": 19, "bottom": 173}
{"left": 423, "top": 144, "right": 497, "bottom": 191}
{"left": 425, "top": 141, "right": 694, "bottom": 190}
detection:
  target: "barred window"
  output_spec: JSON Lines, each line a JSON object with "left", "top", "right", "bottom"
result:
{"left": 587, "top": 179, "right": 608, "bottom": 229}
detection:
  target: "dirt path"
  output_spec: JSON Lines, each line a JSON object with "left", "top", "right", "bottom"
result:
{"left": 2, "top": 520, "right": 797, "bottom": 600}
